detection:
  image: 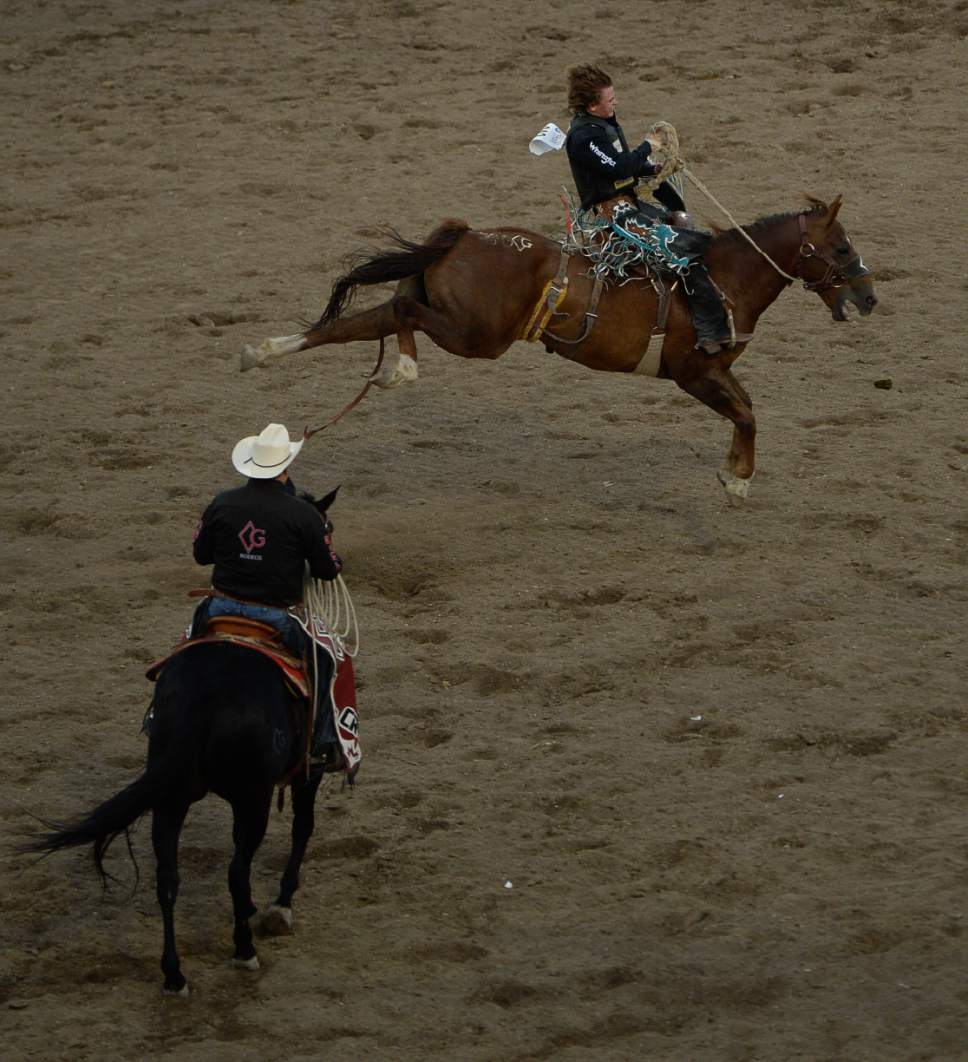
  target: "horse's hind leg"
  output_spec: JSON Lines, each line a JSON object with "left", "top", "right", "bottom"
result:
{"left": 152, "top": 800, "right": 191, "bottom": 995}
{"left": 390, "top": 293, "right": 507, "bottom": 361}
{"left": 378, "top": 276, "right": 425, "bottom": 385}
{"left": 241, "top": 301, "right": 399, "bottom": 372}
{"left": 676, "top": 365, "right": 756, "bottom": 503}
{"left": 228, "top": 788, "right": 272, "bottom": 969}
{"left": 261, "top": 771, "right": 324, "bottom": 935}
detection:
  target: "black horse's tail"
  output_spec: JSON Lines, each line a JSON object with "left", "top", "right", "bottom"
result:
{"left": 318, "top": 219, "right": 469, "bottom": 326}
{"left": 21, "top": 748, "right": 190, "bottom": 883}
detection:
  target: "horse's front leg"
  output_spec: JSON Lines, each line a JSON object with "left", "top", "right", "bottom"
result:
{"left": 261, "top": 771, "right": 324, "bottom": 936}
{"left": 152, "top": 800, "right": 191, "bottom": 995}
{"left": 676, "top": 364, "right": 756, "bottom": 503}
{"left": 228, "top": 789, "right": 272, "bottom": 969}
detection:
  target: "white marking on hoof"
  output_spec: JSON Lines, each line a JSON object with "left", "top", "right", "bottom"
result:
{"left": 260, "top": 904, "right": 294, "bottom": 936}
{"left": 163, "top": 983, "right": 190, "bottom": 997}
{"left": 371, "top": 351, "right": 418, "bottom": 389}
{"left": 268, "top": 333, "right": 307, "bottom": 356}
{"left": 234, "top": 955, "right": 260, "bottom": 971}
{"left": 717, "top": 469, "right": 753, "bottom": 504}
{"left": 240, "top": 343, "right": 264, "bottom": 372}
{"left": 240, "top": 333, "right": 307, "bottom": 372}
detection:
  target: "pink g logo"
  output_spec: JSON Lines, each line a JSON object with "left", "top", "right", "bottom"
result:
{"left": 238, "top": 520, "right": 266, "bottom": 553}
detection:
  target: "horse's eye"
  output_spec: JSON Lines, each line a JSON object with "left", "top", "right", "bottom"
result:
{"left": 836, "top": 243, "right": 851, "bottom": 256}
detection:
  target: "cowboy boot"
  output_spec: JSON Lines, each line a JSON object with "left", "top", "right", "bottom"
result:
{"left": 308, "top": 680, "right": 343, "bottom": 771}
{"left": 685, "top": 267, "right": 753, "bottom": 354}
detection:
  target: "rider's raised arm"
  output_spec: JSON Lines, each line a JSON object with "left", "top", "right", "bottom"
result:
{"left": 571, "top": 124, "right": 660, "bottom": 183}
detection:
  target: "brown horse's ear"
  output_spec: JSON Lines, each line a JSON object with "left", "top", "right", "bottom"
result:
{"left": 825, "top": 194, "right": 843, "bottom": 227}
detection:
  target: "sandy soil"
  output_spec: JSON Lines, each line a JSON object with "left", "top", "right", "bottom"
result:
{"left": 3, "top": 1, "right": 968, "bottom": 1058}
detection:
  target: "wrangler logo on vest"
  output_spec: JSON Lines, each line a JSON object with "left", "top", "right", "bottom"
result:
{"left": 589, "top": 142, "right": 616, "bottom": 167}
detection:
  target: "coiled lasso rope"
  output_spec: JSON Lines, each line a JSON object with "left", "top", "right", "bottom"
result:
{"left": 298, "top": 569, "right": 359, "bottom": 781}
{"left": 646, "top": 121, "right": 798, "bottom": 284}
{"left": 303, "top": 570, "right": 360, "bottom": 659}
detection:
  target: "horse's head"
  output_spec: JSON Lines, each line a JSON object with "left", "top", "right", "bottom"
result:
{"left": 794, "top": 195, "right": 879, "bottom": 318}
{"left": 795, "top": 196, "right": 877, "bottom": 321}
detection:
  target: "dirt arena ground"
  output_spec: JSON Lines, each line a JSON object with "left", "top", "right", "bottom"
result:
{"left": 3, "top": 1, "right": 967, "bottom": 1058}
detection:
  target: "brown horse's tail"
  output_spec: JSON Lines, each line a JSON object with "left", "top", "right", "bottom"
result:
{"left": 317, "top": 219, "right": 469, "bottom": 326}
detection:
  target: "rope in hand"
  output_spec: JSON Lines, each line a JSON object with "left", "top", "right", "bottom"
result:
{"left": 646, "top": 122, "right": 798, "bottom": 284}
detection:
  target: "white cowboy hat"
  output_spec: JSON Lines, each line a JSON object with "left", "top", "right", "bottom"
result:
{"left": 231, "top": 423, "right": 304, "bottom": 478}
{"left": 529, "top": 122, "right": 566, "bottom": 156}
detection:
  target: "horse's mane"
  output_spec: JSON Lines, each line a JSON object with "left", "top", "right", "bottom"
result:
{"left": 709, "top": 201, "right": 826, "bottom": 249}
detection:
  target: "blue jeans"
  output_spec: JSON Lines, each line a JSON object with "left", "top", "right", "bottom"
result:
{"left": 206, "top": 596, "right": 303, "bottom": 653}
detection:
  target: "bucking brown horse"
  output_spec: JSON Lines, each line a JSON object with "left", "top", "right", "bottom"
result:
{"left": 241, "top": 196, "right": 876, "bottom": 501}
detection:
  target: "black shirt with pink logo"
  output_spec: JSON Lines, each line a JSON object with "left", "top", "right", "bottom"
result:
{"left": 193, "top": 478, "right": 342, "bottom": 607}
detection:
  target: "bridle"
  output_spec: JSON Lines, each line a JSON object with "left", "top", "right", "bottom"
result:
{"left": 792, "top": 214, "right": 871, "bottom": 293}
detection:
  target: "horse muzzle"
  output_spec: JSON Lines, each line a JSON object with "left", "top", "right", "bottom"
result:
{"left": 829, "top": 276, "right": 878, "bottom": 321}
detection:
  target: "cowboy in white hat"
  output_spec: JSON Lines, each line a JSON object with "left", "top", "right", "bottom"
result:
{"left": 192, "top": 423, "right": 342, "bottom": 650}
{"left": 230, "top": 421, "right": 304, "bottom": 479}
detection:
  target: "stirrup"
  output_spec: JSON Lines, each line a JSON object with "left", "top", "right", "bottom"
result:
{"left": 697, "top": 332, "right": 754, "bottom": 355}
{"left": 309, "top": 742, "right": 344, "bottom": 772}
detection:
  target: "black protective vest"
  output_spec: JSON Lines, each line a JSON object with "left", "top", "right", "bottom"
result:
{"left": 566, "top": 111, "right": 685, "bottom": 214}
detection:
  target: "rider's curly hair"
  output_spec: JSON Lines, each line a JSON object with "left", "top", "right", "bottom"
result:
{"left": 567, "top": 64, "right": 612, "bottom": 114}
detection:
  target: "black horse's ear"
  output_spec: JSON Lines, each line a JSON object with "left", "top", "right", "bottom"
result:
{"left": 315, "top": 485, "right": 340, "bottom": 514}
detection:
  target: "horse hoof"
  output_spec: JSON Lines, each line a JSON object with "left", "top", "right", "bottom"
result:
{"left": 258, "top": 904, "right": 293, "bottom": 937}
{"left": 240, "top": 344, "right": 265, "bottom": 372}
{"left": 717, "top": 469, "right": 753, "bottom": 504}
{"left": 233, "top": 954, "right": 260, "bottom": 971}
{"left": 371, "top": 351, "right": 418, "bottom": 389}
{"left": 163, "top": 982, "right": 190, "bottom": 997}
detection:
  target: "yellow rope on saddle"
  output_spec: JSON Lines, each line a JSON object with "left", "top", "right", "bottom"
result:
{"left": 519, "top": 256, "right": 571, "bottom": 343}
{"left": 519, "top": 279, "right": 556, "bottom": 342}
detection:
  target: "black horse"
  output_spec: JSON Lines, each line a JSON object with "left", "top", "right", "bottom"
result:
{"left": 23, "top": 492, "right": 343, "bottom": 995}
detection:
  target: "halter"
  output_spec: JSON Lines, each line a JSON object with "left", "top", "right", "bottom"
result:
{"left": 792, "top": 214, "right": 871, "bottom": 293}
